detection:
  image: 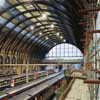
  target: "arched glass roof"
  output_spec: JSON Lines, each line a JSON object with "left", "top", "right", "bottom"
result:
{"left": 46, "top": 43, "right": 83, "bottom": 60}
{"left": 0, "top": 0, "right": 97, "bottom": 59}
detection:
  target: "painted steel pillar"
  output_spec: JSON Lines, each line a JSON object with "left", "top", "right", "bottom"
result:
{"left": 26, "top": 64, "right": 29, "bottom": 83}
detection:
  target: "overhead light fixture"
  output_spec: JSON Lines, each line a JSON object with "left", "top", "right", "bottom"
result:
{"left": 39, "top": 32, "right": 42, "bottom": 35}
{"left": 63, "top": 39, "right": 66, "bottom": 42}
{"left": 30, "top": 25, "right": 34, "bottom": 30}
{"left": 60, "top": 36, "right": 63, "bottom": 39}
{"left": 56, "top": 32, "right": 60, "bottom": 36}
{"left": 41, "top": 14, "right": 47, "bottom": 20}
{"left": 51, "top": 24, "right": 54, "bottom": 28}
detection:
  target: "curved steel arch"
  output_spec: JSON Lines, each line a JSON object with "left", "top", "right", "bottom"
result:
{"left": 1, "top": 19, "right": 62, "bottom": 53}
{"left": 0, "top": 0, "right": 83, "bottom": 57}
{"left": 3, "top": 0, "right": 71, "bottom": 22}
{"left": 9, "top": 27, "right": 63, "bottom": 54}
{"left": 0, "top": 14, "right": 61, "bottom": 43}
{"left": 25, "top": 36, "right": 61, "bottom": 55}
{"left": 25, "top": 30, "right": 64, "bottom": 51}
{"left": 8, "top": 26, "right": 61, "bottom": 51}
{"left": 0, "top": 9, "right": 68, "bottom": 47}
{"left": 0, "top": 9, "right": 49, "bottom": 32}
{"left": 5, "top": 0, "right": 72, "bottom": 20}
{"left": 14, "top": 35, "right": 63, "bottom": 59}
{"left": 1, "top": 2, "right": 79, "bottom": 32}
{"left": 13, "top": 27, "right": 63, "bottom": 52}
{"left": 34, "top": 29, "right": 64, "bottom": 40}
{"left": 15, "top": 39, "right": 50, "bottom": 56}
{"left": 33, "top": 1, "right": 71, "bottom": 20}
{"left": 0, "top": 15, "right": 62, "bottom": 46}
{"left": 0, "top": 5, "right": 71, "bottom": 32}
{"left": 28, "top": 38, "right": 65, "bottom": 58}
{"left": 1, "top": 12, "right": 67, "bottom": 53}
{"left": 0, "top": 11, "right": 70, "bottom": 40}
{"left": 9, "top": 24, "right": 66, "bottom": 55}
{"left": 0, "top": 17, "right": 58, "bottom": 49}
{"left": 0, "top": 6, "right": 71, "bottom": 50}
{"left": 6, "top": 27, "right": 66, "bottom": 55}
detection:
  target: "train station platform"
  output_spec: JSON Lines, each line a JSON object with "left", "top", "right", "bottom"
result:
{"left": 0, "top": 71, "right": 64, "bottom": 100}
{"left": 0, "top": 0, "right": 100, "bottom": 100}
{"left": 65, "top": 79, "right": 90, "bottom": 100}
{"left": 9, "top": 73, "right": 64, "bottom": 100}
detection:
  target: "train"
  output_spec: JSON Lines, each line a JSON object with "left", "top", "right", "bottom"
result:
{"left": 0, "top": 70, "right": 55, "bottom": 90}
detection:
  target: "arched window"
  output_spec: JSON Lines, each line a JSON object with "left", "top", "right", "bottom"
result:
{"left": 46, "top": 43, "right": 83, "bottom": 59}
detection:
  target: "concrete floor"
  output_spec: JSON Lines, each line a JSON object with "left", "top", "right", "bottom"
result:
{"left": 65, "top": 79, "right": 90, "bottom": 100}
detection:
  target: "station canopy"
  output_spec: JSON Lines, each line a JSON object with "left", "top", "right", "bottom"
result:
{"left": 0, "top": 0, "right": 97, "bottom": 59}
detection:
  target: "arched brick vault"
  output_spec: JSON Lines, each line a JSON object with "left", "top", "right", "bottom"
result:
{"left": 0, "top": 0, "right": 97, "bottom": 59}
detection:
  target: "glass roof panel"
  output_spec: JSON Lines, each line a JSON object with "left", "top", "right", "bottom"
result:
{"left": 37, "top": 4, "right": 48, "bottom": 10}
{"left": 8, "top": 0, "right": 18, "bottom": 5}
{"left": 19, "top": 24, "right": 25, "bottom": 28}
{"left": 2, "top": 12, "right": 11, "bottom": 19}
{"left": 36, "top": 23, "right": 41, "bottom": 26}
{"left": 32, "top": 12, "right": 40, "bottom": 16}
{"left": 12, "top": 19, "right": 20, "bottom": 25}
{"left": 24, "top": 4, "right": 35, "bottom": 10}
{"left": 41, "top": 22, "right": 48, "bottom": 24}
{"left": 31, "top": 18, "right": 37, "bottom": 23}
{"left": 0, "top": 0, "right": 64, "bottom": 51}
{"left": 16, "top": 6, "right": 26, "bottom": 12}
{"left": 24, "top": 13, "right": 32, "bottom": 17}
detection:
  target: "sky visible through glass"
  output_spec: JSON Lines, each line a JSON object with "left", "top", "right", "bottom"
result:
{"left": 46, "top": 43, "right": 83, "bottom": 60}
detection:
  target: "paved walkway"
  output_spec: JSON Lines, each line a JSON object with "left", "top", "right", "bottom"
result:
{"left": 65, "top": 79, "right": 90, "bottom": 100}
